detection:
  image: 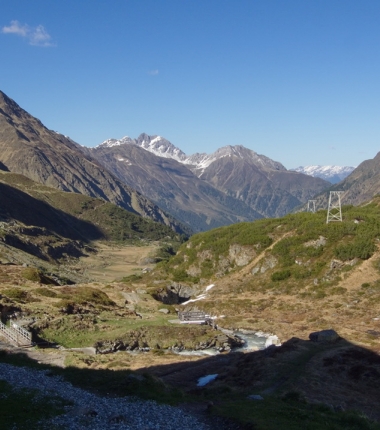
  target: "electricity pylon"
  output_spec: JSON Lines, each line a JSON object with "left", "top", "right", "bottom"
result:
{"left": 326, "top": 191, "right": 343, "bottom": 223}
{"left": 307, "top": 200, "right": 316, "bottom": 213}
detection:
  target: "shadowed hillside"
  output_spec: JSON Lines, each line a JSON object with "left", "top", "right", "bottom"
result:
{"left": 0, "top": 90, "right": 188, "bottom": 235}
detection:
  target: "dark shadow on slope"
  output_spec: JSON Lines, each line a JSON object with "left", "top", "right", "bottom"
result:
{"left": 0, "top": 161, "right": 10, "bottom": 172}
{"left": 0, "top": 182, "right": 103, "bottom": 242}
{"left": 0, "top": 334, "right": 380, "bottom": 429}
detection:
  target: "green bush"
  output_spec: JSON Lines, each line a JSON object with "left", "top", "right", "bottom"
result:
{"left": 334, "top": 239, "right": 376, "bottom": 261}
{"left": 271, "top": 270, "right": 291, "bottom": 282}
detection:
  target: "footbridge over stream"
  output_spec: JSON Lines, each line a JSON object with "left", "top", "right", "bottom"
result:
{"left": 178, "top": 311, "right": 213, "bottom": 325}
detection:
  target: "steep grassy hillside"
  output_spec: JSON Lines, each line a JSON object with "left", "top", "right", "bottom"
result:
{"left": 0, "top": 171, "right": 184, "bottom": 243}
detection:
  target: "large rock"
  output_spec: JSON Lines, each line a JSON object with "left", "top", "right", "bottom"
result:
{"left": 229, "top": 244, "right": 256, "bottom": 266}
{"left": 309, "top": 329, "right": 340, "bottom": 343}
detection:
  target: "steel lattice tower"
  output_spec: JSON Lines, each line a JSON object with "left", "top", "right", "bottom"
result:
{"left": 326, "top": 191, "right": 343, "bottom": 223}
{"left": 307, "top": 200, "right": 317, "bottom": 213}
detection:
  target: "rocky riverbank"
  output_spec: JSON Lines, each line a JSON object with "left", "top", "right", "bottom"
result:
{"left": 94, "top": 329, "right": 245, "bottom": 354}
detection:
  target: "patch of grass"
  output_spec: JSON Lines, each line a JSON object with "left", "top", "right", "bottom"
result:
{"left": 2, "top": 287, "right": 40, "bottom": 303}
{"left": 34, "top": 287, "right": 58, "bottom": 298}
{"left": 21, "top": 267, "right": 58, "bottom": 285}
{"left": 58, "top": 286, "right": 115, "bottom": 307}
{"left": 120, "top": 274, "right": 143, "bottom": 283}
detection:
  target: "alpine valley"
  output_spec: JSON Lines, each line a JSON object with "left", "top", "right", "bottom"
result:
{"left": 1, "top": 89, "right": 380, "bottom": 430}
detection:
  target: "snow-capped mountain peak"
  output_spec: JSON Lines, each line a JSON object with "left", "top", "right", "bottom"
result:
{"left": 292, "top": 165, "right": 355, "bottom": 184}
{"left": 97, "top": 133, "right": 188, "bottom": 163}
{"left": 97, "top": 136, "right": 134, "bottom": 148}
{"left": 97, "top": 134, "right": 288, "bottom": 176}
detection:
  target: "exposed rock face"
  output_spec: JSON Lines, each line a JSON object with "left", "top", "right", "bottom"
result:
{"left": 152, "top": 283, "right": 200, "bottom": 304}
{"left": 229, "top": 244, "right": 257, "bottom": 266}
{"left": 94, "top": 330, "right": 245, "bottom": 354}
{"left": 0, "top": 91, "right": 186, "bottom": 234}
{"left": 251, "top": 255, "right": 278, "bottom": 274}
{"left": 304, "top": 236, "right": 326, "bottom": 248}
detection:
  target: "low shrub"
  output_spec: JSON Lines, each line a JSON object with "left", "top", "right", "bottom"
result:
{"left": 271, "top": 270, "right": 291, "bottom": 282}
{"left": 21, "top": 268, "right": 58, "bottom": 285}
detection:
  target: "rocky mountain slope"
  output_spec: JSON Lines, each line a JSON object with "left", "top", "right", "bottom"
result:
{"left": 306, "top": 151, "right": 380, "bottom": 212}
{"left": 88, "top": 142, "right": 261, "bottom": 232}
{"left": 0, "top": 91, "right": 186, "bottom": 234}
{"left": 91, "top": 135, "right": 330, "bottom": 228}
{"left": 194, "top": 145, "right": 330, "bottom": 218}
{"left": 292, "top": 165, "right": 355, "bottom": 184}
{"left": 331, "top": 151, "right": 380, "bottom": 204}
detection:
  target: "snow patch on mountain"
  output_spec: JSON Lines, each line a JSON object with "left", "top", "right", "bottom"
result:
{"left": 292, "top": 165, "right": 355, "bottom": 184}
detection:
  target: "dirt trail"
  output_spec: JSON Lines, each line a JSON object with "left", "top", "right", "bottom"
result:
{"left": 0, "top": 340, "right": 67, "bottom": 367}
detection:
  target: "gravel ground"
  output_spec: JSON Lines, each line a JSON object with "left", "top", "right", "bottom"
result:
{"left": 0, "top": 363, "right": 211, "bottom": 429}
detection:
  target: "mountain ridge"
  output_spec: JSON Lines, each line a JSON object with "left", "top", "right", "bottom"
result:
{"left": 0, "top": 90, "right": 188, "bottom": 235}
{"left": 91, "top": 134, "right": 330, "bottom": 228}
{"left": 293, "top": 165, "right": 355, "bottom": 184}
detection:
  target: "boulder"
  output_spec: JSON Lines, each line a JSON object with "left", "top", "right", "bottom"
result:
{"left": 309, "top": 329, "right": 340, "bottom": 343}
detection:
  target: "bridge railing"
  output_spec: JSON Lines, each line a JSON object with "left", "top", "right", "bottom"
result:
{"left": 178, "top": 311, "right": 212, "bottom": 324}
{"left": 0, "top": 321, "right": 32, "bottom": 346}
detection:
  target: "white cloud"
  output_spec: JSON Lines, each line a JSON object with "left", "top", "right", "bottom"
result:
{"left": 2, "top": 20, "right": 55, "bottom": 47}
{"left": 2, "top": 20, "right": 29, "bottom": 37}
{"left": 148, "top": 69, "right": 159, "bottom": 75}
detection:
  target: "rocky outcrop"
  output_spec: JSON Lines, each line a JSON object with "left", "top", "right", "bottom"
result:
{"left": 152, "top": 283, "right": 200, "bottom": 305}
{"left": 229, "top": 244, "right": 256, "bottom": 266}
{"left": 94, "top": 330, "right": 245, "bottom": 354}
{"left": 251, "top": 255, "right": 278, "bottom": 275}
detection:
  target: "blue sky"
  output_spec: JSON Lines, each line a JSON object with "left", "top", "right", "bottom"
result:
{"left": 1, "top": 1, "right": 380, "bottom": 168}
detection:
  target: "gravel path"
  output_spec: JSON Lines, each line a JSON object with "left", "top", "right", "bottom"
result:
{"left": 0, "top": 363, "right": 211, "bottom": 429}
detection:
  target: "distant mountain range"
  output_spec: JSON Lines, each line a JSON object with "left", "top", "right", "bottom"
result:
{"left": 292, "top": 165, "right": 355, "bottom": 184}
{"left": 2, "top": 89, "right": 379, "bottom": 234}
{"left": 89, "top": 134, "right": 330, "bottom": 230}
